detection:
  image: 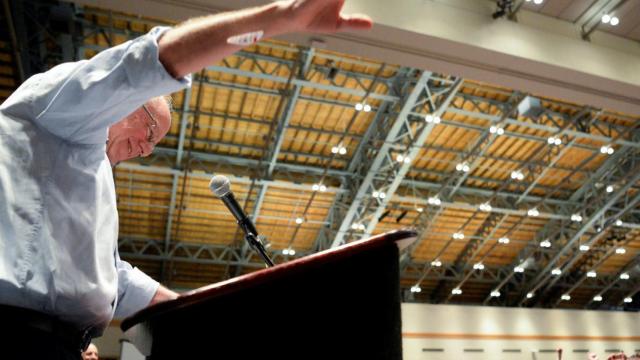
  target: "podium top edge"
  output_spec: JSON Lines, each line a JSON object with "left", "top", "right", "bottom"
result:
{"left": 121, "top": 229, "right": 417, "bottom": 331}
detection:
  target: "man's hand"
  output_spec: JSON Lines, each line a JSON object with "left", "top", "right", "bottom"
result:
{"left": 286, "top": 0, "right": 373, "bottom": 33}
{"left": 160, "top": 0, "right": 372, "bottom": 78}
{"left": 149, "top": 284, "right": 179, "bottom": 306}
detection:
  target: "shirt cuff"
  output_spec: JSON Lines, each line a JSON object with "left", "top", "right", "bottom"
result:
{"left": 114, "top": 266, "right": 160, "bottom": 319}
{"left": 131, "top": 26, "right": 193, "bottom": 90}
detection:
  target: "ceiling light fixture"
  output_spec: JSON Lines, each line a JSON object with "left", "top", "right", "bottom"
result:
{"left": 489, "top": 126, "right": 505, "bottom": 135}
{"left": 547, "top": 136, "right": 562, "bottom": 146}
{"left": 351, "top": 223, "right": 366, "bottom": 231}
{"left": 372, "top": 191, "right": 386, "bottom": 199}
{"left": 455, "top": 162, "right": 470, "bottom": 173}
{"left": 511, "top": 170, "right": 525, "bottom": 181}
{"left": 620, "top": 272, "right": 630, "bottom": 280}
{"left": 396, "top": 154, "right": 411, "bottom": 164}
{"left": 602, "top": 14, "right": 620, "bottom": 26}
{"left": 479, "top": 202, "right": 492, "bottom": 212}
{"left": 355, "top": 102, "right": 371, "bottom": 112}
{"left": 600, "top": 145, "right": 615, "bottom": 155}
{"left": 312, "top": 183, "right": 327, "bottom": 192}
{"left": 425, "top": 114, "right": 441, "bottom": 124}
{"left": 331, "top": 144, "right": 347, "bottom": 155}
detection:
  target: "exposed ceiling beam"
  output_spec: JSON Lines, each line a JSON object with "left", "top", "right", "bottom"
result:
{"left": 577, "top": 0, "right": 627, "bottom": 40}
{"left": 519, "top": 162, "right": 640, "bottom": 306}
{"left": 329, "top": 71, "right": 436, "bottom": 248}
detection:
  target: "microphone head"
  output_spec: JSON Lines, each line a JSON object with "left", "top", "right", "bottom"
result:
{"left": 209, "top": 175, "right": 231, "bottom": 198}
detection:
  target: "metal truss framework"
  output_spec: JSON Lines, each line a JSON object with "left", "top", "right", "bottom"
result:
{"left": 479, "top": 147, "right": 640, "bottom": 306}
{"left": 118, "top": 235, "right": 640, "bottom": 309}
{"left": 329, "top": 71, "right": 463, "bottom": 248}
{"left": 15, "top": 2, "right": 640, "bottom": 310}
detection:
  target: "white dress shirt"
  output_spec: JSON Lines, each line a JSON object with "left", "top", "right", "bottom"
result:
{"left": 0, "top": 26, "right": 191, "bottom": 333}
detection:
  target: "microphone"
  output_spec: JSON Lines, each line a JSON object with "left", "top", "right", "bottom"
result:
{"left": 209, "top": 175, "right": 274, "bottom": 267}
{"left": 209, "top": 175, "right": 258, "bottom": 237}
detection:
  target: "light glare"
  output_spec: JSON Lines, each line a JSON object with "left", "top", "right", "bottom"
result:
{"left": 620, "top": 272, "right": 630, "bottom": 280}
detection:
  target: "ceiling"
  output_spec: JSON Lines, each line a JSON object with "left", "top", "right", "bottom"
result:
{"left": 2, "top": 0, "right": 640, "bottom": 311}
{"left": 519, "top": 0, "right": 640, "bottom": 41}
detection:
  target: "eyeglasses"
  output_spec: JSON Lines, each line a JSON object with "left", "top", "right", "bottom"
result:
{"left": 141, "top": 104, "right": 159, "bottom": 145}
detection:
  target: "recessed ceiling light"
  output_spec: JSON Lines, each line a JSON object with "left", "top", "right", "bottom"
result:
{"left": 610, "top": 16, "right": 620, "bottom": 26}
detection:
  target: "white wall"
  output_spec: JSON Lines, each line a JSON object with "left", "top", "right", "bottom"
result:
{"left": 402, "top": 303, "right": 640, "bottom": 360}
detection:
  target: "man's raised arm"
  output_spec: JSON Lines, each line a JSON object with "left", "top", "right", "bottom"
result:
{"left": 158, "top": 0, "right": 372, "bottom": 79}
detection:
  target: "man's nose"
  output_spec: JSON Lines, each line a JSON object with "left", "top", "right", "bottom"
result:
{"left": 140, "top": 140, "right": 154, "bottom": 156}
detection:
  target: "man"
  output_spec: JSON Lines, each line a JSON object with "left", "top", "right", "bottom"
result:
{"left": 81, "top": 344, "right": 99, "bottom": 360}
{"left": 0, "top": 0, "right": 371, "bottom": 358}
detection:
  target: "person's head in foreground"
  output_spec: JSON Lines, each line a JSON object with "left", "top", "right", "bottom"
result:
{"left": 81, "top": 343, "right": 99, "bottom": 360}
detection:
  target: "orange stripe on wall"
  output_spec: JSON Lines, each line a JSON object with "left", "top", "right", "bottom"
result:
{"left": 402, "top": 333, "right": 640, "bottom": 342}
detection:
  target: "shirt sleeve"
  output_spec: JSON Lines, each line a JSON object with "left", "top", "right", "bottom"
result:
{"left": 0, "top": 26, "right": 191, "bottom": 144}
{"left": 113, "top": 252, "right": 160, "bottom": 319}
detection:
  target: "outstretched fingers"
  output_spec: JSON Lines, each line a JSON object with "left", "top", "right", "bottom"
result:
{"left": 339, "top": 13, "right": 373, "bottom": 31}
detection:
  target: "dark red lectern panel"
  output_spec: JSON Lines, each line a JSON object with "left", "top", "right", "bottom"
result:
{"left": 122, "top": 229, "right": 416, "bottom": 360}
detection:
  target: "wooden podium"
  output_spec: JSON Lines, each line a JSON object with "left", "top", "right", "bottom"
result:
{"left": 121, "top": 229, "right": 417, "bottom": 359}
